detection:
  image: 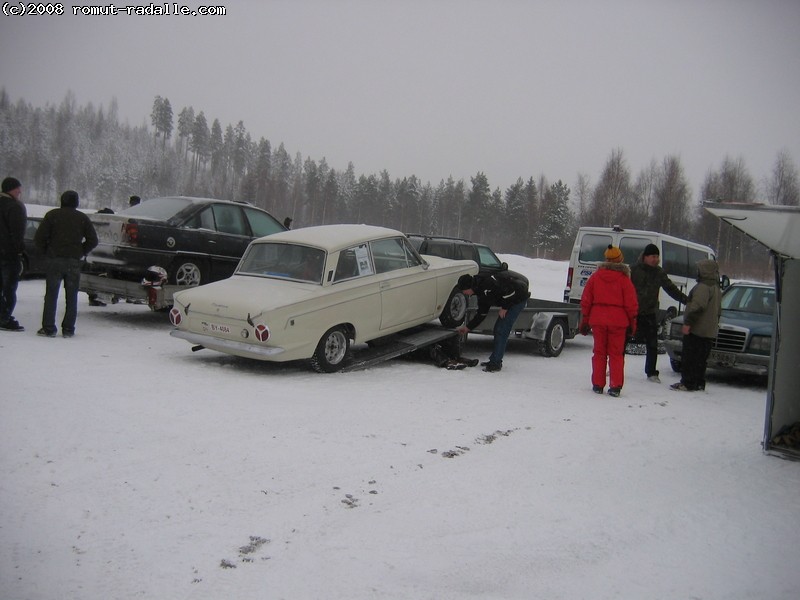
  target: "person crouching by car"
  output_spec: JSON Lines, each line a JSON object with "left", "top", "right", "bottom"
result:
{"left": 456, "top": 271, "right": 530, "bottom": 372}
{"left": 579, "top": 245, "right": 639, "bottom": 397}
{"left": 34, "top": 190, "right": 98, "bottom": 338}
{"left": 670, "top": 259, "right": 721, "bottom": 392}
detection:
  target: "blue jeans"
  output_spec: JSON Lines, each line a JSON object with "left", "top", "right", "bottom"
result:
{"left": 42, "top": 257, "right": 82, "bottom": 334}
{"left": 488, "top": 300, "right": 526, "bottom": 366}
{"left": 0, "top": 257, "right": 21, "bottom": 323}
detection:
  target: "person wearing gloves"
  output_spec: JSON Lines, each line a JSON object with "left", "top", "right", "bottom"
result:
{"left": 630, "top": 243, "right": 689, "bottom": 383}
{"left": 455, "top": 271, "right": 530, "bottom": 372}
{"left": 579, "top": 245, "right": 639, "bottom": 397}
{"left": 671, "top": 259, "right": 721, "bottom": 392}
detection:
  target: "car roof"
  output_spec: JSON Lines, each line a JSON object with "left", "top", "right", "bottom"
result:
{"left": 253, "top": 224, "right": 405, "bottom": 252}
{"left": 728, "top": 280, "right": 774, "bottom": 289}
{"left": 25, "top": 203, "right": 96, "bottom": 219}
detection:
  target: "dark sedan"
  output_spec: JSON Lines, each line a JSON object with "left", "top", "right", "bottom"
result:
{"left": 80, "top": 196, "right": 286, "bottom": 304}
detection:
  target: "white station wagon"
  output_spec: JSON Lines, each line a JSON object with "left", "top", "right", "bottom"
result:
{"left": 169, "top": 224, "right": 478, "bottom": 372}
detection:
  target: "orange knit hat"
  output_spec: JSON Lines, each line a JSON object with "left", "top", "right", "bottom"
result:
{"left": 604, "top": 245, "right": 623, "bottom": 263}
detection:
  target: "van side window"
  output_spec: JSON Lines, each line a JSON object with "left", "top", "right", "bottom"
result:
{"left": 619, "top": 237, "right": 649, "bottom": 264}
{"left": 579, "top": 234, "right": 613, "bottom": 262}
{"left": 688, "top": 247, "right": 712, "bottom": 272}
{"left": 662, "top": 240, "right": 690, "bottom": 278}
{"left": 426, "top": 240, "right": 454, "bottom": 259}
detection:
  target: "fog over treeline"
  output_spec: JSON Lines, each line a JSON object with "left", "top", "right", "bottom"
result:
{"left": 1, "top": 89, "right": 798, "bottom": 278}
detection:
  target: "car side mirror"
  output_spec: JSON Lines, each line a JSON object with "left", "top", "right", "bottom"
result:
{"left": 720, "top": 274, "right": 731, "bottom": 290}
{"left": 500, "top": 262, "right": 509, "bottom": 271}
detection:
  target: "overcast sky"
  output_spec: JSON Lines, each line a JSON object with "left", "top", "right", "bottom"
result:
{"left": 2, "top": 0, "right": 799, "bottom": 197}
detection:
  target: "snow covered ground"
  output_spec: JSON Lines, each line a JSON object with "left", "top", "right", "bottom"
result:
{"left": 2, "top": 256, "right": 797, "bottom": 600}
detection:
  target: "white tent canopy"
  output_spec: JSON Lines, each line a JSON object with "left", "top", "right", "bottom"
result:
{"left": 705, "top": 202, "right": 800, "bottom": 259}
{"left": 704, "top": 202, "right": 800, "bottom": 460}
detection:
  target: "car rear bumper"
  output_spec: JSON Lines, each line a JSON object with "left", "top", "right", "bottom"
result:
{"left": 170, "top": 329, "right": 286, "bottom": 359}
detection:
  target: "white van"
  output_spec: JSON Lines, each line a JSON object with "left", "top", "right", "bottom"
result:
{"left": 563, "top": 226, "right": 717, "bottom": 321}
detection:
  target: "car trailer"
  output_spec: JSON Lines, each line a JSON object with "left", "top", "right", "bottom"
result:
{"left": 464, "top": 297, "right": 582, "bottom": 357}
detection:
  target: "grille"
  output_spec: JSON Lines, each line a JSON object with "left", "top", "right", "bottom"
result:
{"left": 715, "top": 326, "right": 747, "bottom": 352}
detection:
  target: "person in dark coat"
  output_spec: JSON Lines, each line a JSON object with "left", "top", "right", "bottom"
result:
{"left": 671, "top": 259, "right": 721, "bottom": 392}
{"left": 630, "top": 243, "right": 689, "bottom": 384}
{"left": 0, "top": 177, "right": 27, "bottom": 331}
{"left": 456, "top": 271, "right": 530, "bottom": 372}
{"left": 34, "top": 190, "right": 99, "bottom": 338}
{"left": 579, "top": 245, "right": 639, "bottom": 397}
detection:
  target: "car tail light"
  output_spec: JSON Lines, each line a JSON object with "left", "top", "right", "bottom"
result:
{"left": 169, "top": 307, "right": 182, "bottom": 326}
{"left": 123, "top": 222, "right": 139, "bottom": 245}
{"left": 255, "top": 323, "right": 270, "bottom": 342}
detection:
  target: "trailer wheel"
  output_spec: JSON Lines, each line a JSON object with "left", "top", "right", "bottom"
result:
{"left": 439, "top": 286, "right": 467, "bottom": 328}
{"left": 311, "top": 326, "right": 350, "bottom": 373}
{"left": 539, "top": 318, "right": 566, "bottom": 357}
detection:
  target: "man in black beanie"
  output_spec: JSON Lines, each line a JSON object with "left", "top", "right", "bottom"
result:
{"left": 34, "top": 190, "right": 98, "bottom": 337}
{"left": 456, "top": 271, "right": 530, "bottom": 372}
{"left": 0, "top": 177, "right": 27, "bottom": 331}
{"left": 630, "top": 243, "right": 689, "bottom": 383}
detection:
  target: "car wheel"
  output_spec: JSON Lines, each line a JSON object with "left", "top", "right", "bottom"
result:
{"left": 439, "top": 286, "right": 467, "bottom": 328}
{"left": 670, "top": 358, "right": 682, "bottom": 372}
{"left": 172, "top": 260, "right": 204, "bottom": 286}
{"left": 311, "top": 326, "right": 350, "bottom": 373}
{"left": 539, "top": 318, "right": 566, "bottom": 357}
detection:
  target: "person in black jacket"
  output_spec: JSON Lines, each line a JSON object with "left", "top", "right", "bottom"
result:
{"left": 0, "top": 177, "right": 27, "bottom": 331}
{"left": 456, "top": 271, "right": 530, "bottom": 372}
{"left": 34, "top": 190, "right": 98, "bottom": 338}
{"left": 630, "top": 244, "right": 689, "bottom": 383}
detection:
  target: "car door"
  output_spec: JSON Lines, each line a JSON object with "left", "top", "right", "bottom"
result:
{"left": 371, "top": 237, "right": 436, "bottom": 330}
{"left": 206, "top": 204, "right": 253, "bottom": 280}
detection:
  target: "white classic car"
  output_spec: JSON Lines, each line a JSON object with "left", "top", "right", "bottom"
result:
{"left": 169, "top": 224, "right": 478, "bottom": 372}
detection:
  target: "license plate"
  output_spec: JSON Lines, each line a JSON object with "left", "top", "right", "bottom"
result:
{"left": 709, "top": 350, "right": 736, "bottom": 367}
{"left": 201, "top": 321, "right": 232, "bottom": 334}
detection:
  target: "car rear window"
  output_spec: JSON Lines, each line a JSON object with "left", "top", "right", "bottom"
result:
{"left": 238, "top": 242, "right": 326, "bottom": 283}
{"left": 121, "top": 197, "right": 194, "bottom": 220}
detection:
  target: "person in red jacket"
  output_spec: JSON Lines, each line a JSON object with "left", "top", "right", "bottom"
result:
{"left": 579, "top": 245, "right": 639, "bottom": 397}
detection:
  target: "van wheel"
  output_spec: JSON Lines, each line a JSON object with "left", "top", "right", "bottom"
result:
{"left": 539, "top": 318, "right": 566, "bottom": 357}
{"left": 311, "top": 326, "right": 350, "bottom": 373}
{"left": 440, "top": 287, "right": 467, "bottom": 328}
{"left": 670, "top": 358, "right": 682, "bottom": 372}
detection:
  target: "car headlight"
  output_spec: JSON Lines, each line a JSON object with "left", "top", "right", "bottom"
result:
{"left": 748, "top": 335, "right": 771, "bottom": 355}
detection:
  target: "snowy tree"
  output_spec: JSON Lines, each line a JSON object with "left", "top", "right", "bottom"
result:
{"left": 588, "top": 149, "right": 630, "bottom": 227}
{"left": 536, "top": 180, "right": 573, "bottom": 259}
{"left": 764, "top": 149, "right": 799, "bottom": 206}
{"left": 150, "top": 96, "right": 173, "bottom": 151}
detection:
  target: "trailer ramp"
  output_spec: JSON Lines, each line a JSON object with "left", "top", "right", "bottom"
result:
{"left": 342, "top": 325, "right": 460, "bottom": 372}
